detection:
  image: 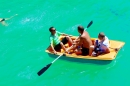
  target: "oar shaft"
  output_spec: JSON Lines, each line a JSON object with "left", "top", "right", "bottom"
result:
{"left": 52, "top": 54, "right": 63, "bottom": 63}
{"left": 52, "top": 45, "right": 74, "bottom": 63}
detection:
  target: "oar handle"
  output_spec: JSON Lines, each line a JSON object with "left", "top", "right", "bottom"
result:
{"left": 52, "top": 54, "right": 63, "bottom": 63}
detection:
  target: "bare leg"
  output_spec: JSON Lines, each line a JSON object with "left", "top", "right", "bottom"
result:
{"left": 66, "top": 38, "right": 80, "bottom": 53}
{"left": 60, "top": 42, "right": 67, "bottom": 52}
{"left": 65, "top": 36, "right": 73, "bottom": 46}
{"left": 67, "top": 44, "right": 77, "bottom": 52}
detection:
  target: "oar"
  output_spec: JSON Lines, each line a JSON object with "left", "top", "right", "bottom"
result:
{"left": 37, "top": 54, "right": 63, "bottom": 76}
{"left": 87, "top": 21, "right": 93, "bottom": 28}
{"left": 37, "top": 21, "right": 93, "bottom": 76}
{"left": 63, "top": 21, "right": 93, "bottom": 37}
{"left": 5, "top": 14, "right": 18, "bottom": 20}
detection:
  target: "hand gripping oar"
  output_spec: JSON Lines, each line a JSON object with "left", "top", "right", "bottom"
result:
{"left": 37, "top": 21, "right": 93, "bottom": 76}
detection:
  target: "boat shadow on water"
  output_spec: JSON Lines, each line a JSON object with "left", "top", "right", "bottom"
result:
{"left": 48, "top": 53, "right": 112, "bottom": 65}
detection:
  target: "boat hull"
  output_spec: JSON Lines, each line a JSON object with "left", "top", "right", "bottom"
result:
{"left": 46, "top": 36, "right": 125, "bottom": 60}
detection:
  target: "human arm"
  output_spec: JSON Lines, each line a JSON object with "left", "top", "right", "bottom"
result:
{"left": 61, "top": 33, "right": 69, "bottom": 36}
{"left": 5, "top": 14, "right": 18, "bottom": 20}
{"left": 76, "top": 36, "right": 83, "bottom": 46}
{"left": 56, "top": 31, "right": 72, "bottom": 36}
{"left": 50, "top": 36, "right": 57, "bottom": 54}
{"left": 72, "top": 35, "right": 81, "bottom": 45}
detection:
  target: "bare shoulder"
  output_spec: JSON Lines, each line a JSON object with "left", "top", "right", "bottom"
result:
{"left": 80, "top": 35, "right": 85, "bottom": 40}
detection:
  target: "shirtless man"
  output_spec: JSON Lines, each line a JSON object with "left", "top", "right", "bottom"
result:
{"left": 74, "top": 26, "right": 92, "bottom": 56}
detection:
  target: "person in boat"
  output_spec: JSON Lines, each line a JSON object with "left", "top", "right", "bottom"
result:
{"left": 49, "top": 27, "right": 73, "bottom": 54}
{"left": 71, "top": 26, "right": 93, "bottom": 56}
{"left": 0, "top": 14, "right": 18, "bottom": 26}
{"left": 91, "top": 32, "right": 110, "bottom": 56}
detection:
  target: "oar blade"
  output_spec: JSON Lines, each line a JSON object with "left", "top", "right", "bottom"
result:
{"left": 87, "top": 21, "right": 93, "bottom": 28}
{"left": 37, "top": 63, "right": 52, "bottom": 76}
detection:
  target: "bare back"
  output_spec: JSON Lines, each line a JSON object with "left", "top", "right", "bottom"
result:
{"left": 80, "top": 31, "right": 92, "bottom": 48}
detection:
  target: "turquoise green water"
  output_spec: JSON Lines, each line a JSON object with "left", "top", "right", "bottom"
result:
{"left": 0, "top": 0, "right": 129, "bottom": 86}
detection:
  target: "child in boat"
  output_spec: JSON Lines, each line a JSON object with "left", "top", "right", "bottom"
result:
{"left": 91, "top": 32, "right": 110, "bottom": 56}
{"left": 49, "top": 27, "right": 73, "bottom": 54}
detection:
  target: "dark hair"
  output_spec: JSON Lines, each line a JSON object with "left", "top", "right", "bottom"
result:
{"left": 98, "top": 32, "right": 105, "bottom": 38}
{"left": 78, "top": 26, "right": 84, "bottom": 32}
{"left": 49, "top": 26, "right": 54, "bottom": 32}
{"left": 0, "top": 18, "right": 5, "bottom": 22}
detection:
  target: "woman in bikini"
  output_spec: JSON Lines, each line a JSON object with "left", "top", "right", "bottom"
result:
{"left": 0, "top": 14, "right": 18, "bottom": 26}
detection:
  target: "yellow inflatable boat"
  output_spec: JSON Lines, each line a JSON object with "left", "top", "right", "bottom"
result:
{"left": 45, "top": 36, "right": 125, "bottom": 60}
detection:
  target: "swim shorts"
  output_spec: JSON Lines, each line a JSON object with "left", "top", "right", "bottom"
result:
{"left": 54, "top": 37, "right": 68, "bottom": 51}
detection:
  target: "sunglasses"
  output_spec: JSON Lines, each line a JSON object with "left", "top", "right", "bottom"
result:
{"left": 51, "top": 29, "right": 56, "bottom": 31}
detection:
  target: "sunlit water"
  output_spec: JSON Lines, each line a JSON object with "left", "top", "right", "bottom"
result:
{"left": 0, "top": 0, "right": 129, "bottom": 86}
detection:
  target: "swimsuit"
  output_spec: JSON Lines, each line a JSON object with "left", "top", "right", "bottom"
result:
{"left": 54, "top": 37, "right": 68, "bottom": 51}
{"left": 81, "top": 46, "right": 89, "bottom": 56}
